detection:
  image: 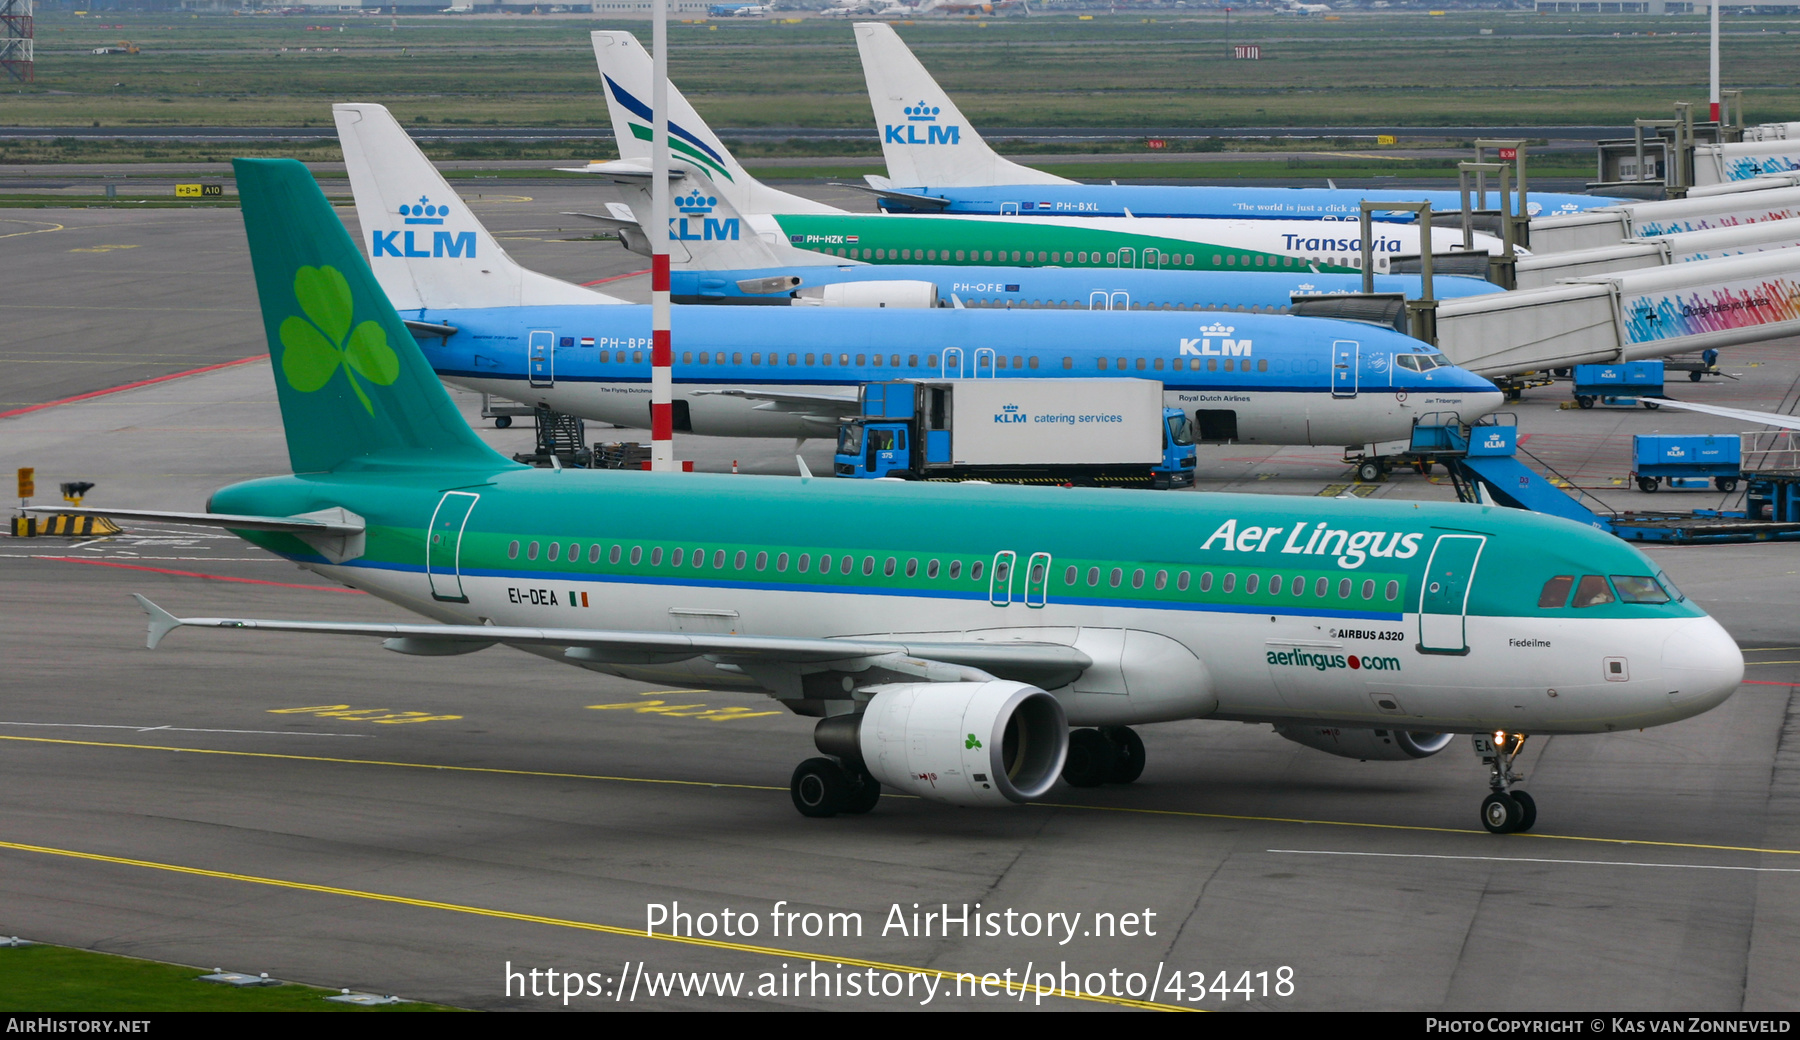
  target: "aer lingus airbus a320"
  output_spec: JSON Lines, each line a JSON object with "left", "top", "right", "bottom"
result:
{"left": 59, "top": 159, "right": 1743, "bottom": 832}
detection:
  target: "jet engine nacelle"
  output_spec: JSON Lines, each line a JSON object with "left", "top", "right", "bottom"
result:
{"left": 816, "top": 681, "right": 1067, "bottom": 807}
{"left": 1274, "top": 725, "right": 1455, "bottom": 762}
{"left": 794, "top": 280, "right": 940, "bottom": 309}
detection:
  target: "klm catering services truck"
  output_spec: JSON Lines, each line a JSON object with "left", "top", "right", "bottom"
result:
{"left": 834, "top": 379, "right": 1196, "bottom": 488}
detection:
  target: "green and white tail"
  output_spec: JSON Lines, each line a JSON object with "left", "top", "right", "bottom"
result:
{"left": 334, "top": 103, "right": 621, "bottom": 311}
{"left": 235, "top": 157, "right": 513, "bottom": 475}
{"left": 853, "top": 21, "right": 1070, "bottom": 189}
{"left": 589, "top": 30, "right": 839, "bottom": 218}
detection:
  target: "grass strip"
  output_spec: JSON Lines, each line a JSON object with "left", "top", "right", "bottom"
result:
{"left": 0, "top": 943, "right": 460, "bottom": 1012}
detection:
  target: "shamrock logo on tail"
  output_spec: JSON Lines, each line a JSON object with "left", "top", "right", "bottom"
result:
{"left": 278, "top": 265, "right": 400, "bottom": 415}
{"left": 965, "top": 733, "right": 982, "bottom": 750}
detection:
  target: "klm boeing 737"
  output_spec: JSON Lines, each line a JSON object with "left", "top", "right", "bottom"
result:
{"left": 851, "top": 22, "right": 1623, "bottom": 222}
{"left": 57, "top": 159, "right": 1742, "bottom": 833}
{"left": 586, "top": 32, "right": 1515, "bottom": 276}
{"left": 336, "top": 103, "right": 1502, "bottom": 446}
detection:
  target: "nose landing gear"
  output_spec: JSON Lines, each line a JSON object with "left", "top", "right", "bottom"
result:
{"left": 1474, "top": 731, "right": 1536, "bottom": 834}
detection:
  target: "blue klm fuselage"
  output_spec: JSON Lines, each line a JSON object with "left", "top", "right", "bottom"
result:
{"left": 407, "top": 302, "right": 1503, "bottom": 446}
{"left": 873, "top": 184, "right": 1624, "bottom": 221}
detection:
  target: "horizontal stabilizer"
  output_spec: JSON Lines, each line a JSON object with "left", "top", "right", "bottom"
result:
{"left": 24, "top": 506, "right": 362, "bottom": 536}
{"left": 835, "top": 181, "right": 951, "bottom": 211}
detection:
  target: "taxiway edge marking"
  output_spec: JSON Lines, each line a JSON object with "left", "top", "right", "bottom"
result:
{"left": 0, "top": 837, "right": 1189, "bottom": 1012}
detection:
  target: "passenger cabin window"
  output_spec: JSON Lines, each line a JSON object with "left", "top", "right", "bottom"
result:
{"left": 1538, "top": 575, "right": 1574, "bottom": 608}
{"left": 1573, "top": 575, "right": 1615, "bottom": 608}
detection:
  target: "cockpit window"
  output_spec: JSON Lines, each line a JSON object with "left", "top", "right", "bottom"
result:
{"left": 1395, "top": 354, "right": 1421, "bottom": 372}
{"left": 1656, "top": 572, "right": 1685, "bottom": 602}
{"left": 1612, "top": 575, "right": 1671, "bottom": 604}
{"left": 1537, "top": 575, "right": 1574, "bottom": 608}
{"left": 1572, "top": 575, "right": 1615, "bottom": 608}
{"left": 1395, "top": 353, "right": 1446, "bottom": 372}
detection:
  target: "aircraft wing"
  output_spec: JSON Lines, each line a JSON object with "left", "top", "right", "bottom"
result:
{"left": 133, "top": 595, "right": 1091, "bottom": 689}
{"left": 1646, "top": 398, "right": 1800, "bottom": 430}
{"left": 689, "top": 387, "right": 860, "bottom": 419}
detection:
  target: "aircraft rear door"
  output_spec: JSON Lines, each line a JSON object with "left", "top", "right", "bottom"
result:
{"left": 426, "top": 491, "right": 480, "bottom": 603}
{"left": 529, "top": 330, "right": 555, "bottom": 388}
{"left": 1418, "top": 534, "right": 1486, "bottom": 654}
{"left": 1331, "top": 339, "right": 1358, "bottom": 398}
{"left": 942, "top": 346, "right": 965, "bottom": 378}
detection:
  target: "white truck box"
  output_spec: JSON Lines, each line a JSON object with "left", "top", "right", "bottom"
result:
{"left": 941, "top": 378, "right": 1164, "bottom": 468}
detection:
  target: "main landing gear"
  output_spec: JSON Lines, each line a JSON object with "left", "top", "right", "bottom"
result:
{"left": 790, "top": 757, "right": 881, "bottom": 819}
{"left": 1061, "top": 726, "right": 1146, "bottom": 788}
{"left": 1474, "top": 731, "right": 1537, "bottom": 834}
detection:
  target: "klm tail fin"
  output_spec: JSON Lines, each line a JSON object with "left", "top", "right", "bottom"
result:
{"left": 234, "top": 158, "right": 514, "bottom": 475}
{"left": 604, "top": 165, "right": 848, "bottom": 271}
{"left": 589, "top": 30, "right": 839, "bottom": 217}
{"left": 853, "top": 22, "right": 1070, "bottom": 189}
{"left": 334, "top": 103, "right": 621, "bottom": 310}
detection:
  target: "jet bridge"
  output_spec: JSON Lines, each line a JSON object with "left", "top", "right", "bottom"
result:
{"left": 1434, "top": 248, "right": 1800, "bottom": 379}
{"left": 1515, "top": 217, "right": 1800, "bottom": 289}
{"left": 1529, "top": 183, "right": 1800, "bottom": 254}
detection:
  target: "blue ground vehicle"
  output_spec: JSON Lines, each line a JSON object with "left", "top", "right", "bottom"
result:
{"left": 1631, "top": 435, "right": 1742, "bottom": 493}
{"left": 1572, "top": 361, "right": 1666, "bottom": 409}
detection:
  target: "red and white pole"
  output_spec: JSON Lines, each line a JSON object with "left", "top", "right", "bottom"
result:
{"left": 1709, "top": 0, "right": 1721, "bottom": 123}
{"left": 649, "top": 0, "right": 675, "bottom": 472}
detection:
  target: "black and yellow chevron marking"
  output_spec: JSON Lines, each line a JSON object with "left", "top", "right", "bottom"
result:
{"left": 10, "top": 514, "right": 123, "bottom": 537}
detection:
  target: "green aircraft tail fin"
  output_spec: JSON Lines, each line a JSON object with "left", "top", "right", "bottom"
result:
{"left": 234, "top": 157, "right": 513, "bottom": 475}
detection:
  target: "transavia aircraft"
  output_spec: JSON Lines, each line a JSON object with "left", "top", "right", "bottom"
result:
{"left": 55, "top": 158, "right": 1744, "bottom": 833}
{"left": 850, "top": 22, "right": 1623, "bottom": 222}
{"left": 335, "top": 104, "right": 1503, "bottom": 446}
{"left": 585, "top": 31, "right": 1517, "bottom": 276}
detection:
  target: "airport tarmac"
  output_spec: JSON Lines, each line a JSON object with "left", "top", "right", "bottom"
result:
{"left": 3, "top": 192, "right": 1800, "bottom": 1011}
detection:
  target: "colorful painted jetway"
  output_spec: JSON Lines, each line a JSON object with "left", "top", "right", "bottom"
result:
{"left": 1515, "top": 217, "right": 1800, "bottom": 289}
{"left": 1435, "top": 248, "right": 1800, "bottom": 378}
{"left": 1530, "top": 181, "right": 1800, "bottom": 254}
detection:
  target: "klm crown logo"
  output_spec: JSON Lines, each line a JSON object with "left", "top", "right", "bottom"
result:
{"left": 1181, "top": 321, "right": 1252, "bottom": 358}
{"left": 668, "top": 187, "right": 739, "bottom": 243}
{"left": 398, "top": 196, "right": 446, "bottom": 225}
{"left": 885, "top": 102, "right": 960, "bottom": 147}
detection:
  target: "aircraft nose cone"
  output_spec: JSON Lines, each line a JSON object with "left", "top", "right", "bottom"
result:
{"left": 1662, "top": 616, "right": 1744, "bottom": 714}
{"left": 1459, "top": 387, "right": 1506, "bottom": 422}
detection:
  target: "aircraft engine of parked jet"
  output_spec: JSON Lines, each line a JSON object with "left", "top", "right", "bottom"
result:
{"left": 813, "top": 680, "right": 1067, "bottom": 807}
{"left": 793, "top": 280, "right": 940, "bottom": 309}
{"left": 1274, "top": 725, "right": 1456, "bottom": 762}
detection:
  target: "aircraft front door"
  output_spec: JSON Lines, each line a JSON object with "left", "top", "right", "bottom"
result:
{"left": 1024, "top": 552, "right": 1051, "bottom": 608}
{"left": 1331, "top": 339, "right": 1359, "bottom": 398}
{"left": 529, "top": 330, "right": 555, "bottom": 388}
{"left": 1418, "top": 534, "right": 1485, "bottom": 655}
{"left": 1117, "top": 247, "right": 1135, "bottom": 269}
{"left": 426, "top": 491, "right": 480, "bottom": 603}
